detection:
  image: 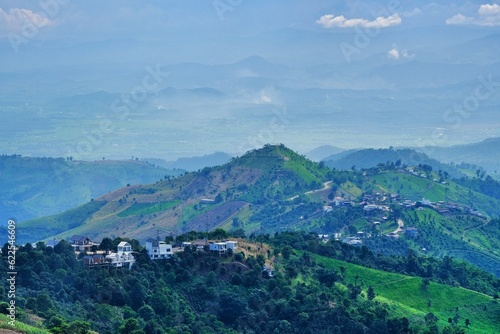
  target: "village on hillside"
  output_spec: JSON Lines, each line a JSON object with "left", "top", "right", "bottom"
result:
{"left": 320, "top": 166, "right": 488, "bottom": 247}
{"left": 62, "top": 235, "right": 240, "bottom": 270}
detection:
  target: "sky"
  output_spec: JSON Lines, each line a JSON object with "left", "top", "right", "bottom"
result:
{"left": 0, "top": 1, "right": 499, "bottom": 159}
{"left": 1, "top": 1, "right": 499, "bottom": 65}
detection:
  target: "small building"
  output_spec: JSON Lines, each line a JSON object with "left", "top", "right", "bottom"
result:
{"left": 82, "top": 254, "right": 106, "bottom": 267}
{"left": 106, "top": 241, "right": 135, "bottom": 269}
{"left": 70, "top": 235, "right": 93, "bottom": 252}
{"left": 200, "top": 198, "right": 216, "bottom": 204}
{"left": 145, "top": 238, "right": 172, "bottom": 260}
{"left": 342, "top": 237, "right": 363, "bottom": 245}
{"left": 323, "top": 205, "right": 333, "bottom": 213}
{"left": 262, "top": 265, "right": 274, "bottom": 278}
{"left": 363, "top": 204, "right": 379, "bottom": 212}
{"left": 209, "top": 242, "right": 227, "bottom": 255}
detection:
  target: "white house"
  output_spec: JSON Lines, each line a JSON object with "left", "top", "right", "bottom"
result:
{"left": 145, "top": 238, "right": 172, "bottom": 260}
{"left": 106, "top": 241, "right": 135, "bottom": 269}
{"left": 209, "top": 242, "right": 227, "bottom": 255}
{"left": 226, "top": 241, "right": 238, "bottom": 251}
{"left": 209, "top": 240, "right": 238, "bottom": 255}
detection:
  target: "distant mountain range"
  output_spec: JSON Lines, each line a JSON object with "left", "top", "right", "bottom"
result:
{"left": 2, "top": 50, "right": 499, "bottom": 160}
{"left": 320, "top": 138, "right": 500, "bottom": 180}
{"left": 305, "top": 145, "right": 345, "bottom": 162}
{"left": 144, "top": 152, "right": 233, "bottom": 172}
{"left": 0, "top": 155, "right": 182, "bottom": 223}
{"left": 419, "top": 137, "right": 500, "bottom": 177}
{"left": 322, "top": 148, "right": 466, "bottom": 178}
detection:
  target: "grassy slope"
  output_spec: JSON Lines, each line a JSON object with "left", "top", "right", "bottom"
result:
{"left": 15, "top": 200, "right": 107, "bottom": 243}
{"left": 0, "top": 314, "right": 51, "bottom": 334}
{"left": 311, "top": 254, "right": 500, "bottom": 334}
{"left": 403, "top": 208, "right": 500, "bottom": 276}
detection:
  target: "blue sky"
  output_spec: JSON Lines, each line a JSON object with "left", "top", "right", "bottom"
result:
{"left": 1, "top": 1, "right": 499, "bottom": 66}
{"left": 0, "top": 1, "right": 499, "bottom": 159}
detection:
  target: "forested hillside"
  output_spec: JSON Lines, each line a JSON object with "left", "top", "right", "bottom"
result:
{"left": 1, "top": 231, "right": 498, "bottom": 333}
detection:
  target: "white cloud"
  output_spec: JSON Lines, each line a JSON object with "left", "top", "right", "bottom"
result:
{"left": 387, "top": 47, "right": 400, "bottom": 59}
{"left": 446, "top": 3, "right": 500, "bottom": 26}
{"left": 387, "top": 44, "right": 414, "bottom": 60}
{"left": 0, "top": 7, "right": 52, "bottom": 34}
{"left": 316, "top": 13, "right": 401, "bottom": 29}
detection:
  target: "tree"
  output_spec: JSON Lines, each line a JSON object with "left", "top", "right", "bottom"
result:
{"left": 218, "top": 293, "right": 246, "bottom": 325}
{"left": 281, "top": 245, "right": 294, "bottom": 259}
{"left": 422, "top": 277, "right": 430, "bottom": 290}
{"left": 45, "top": 315, "right": 68, "bottom": 333}
{"left": 67, "top": 320, "right": 92, "bottom": 334}
{"left": 36, "top": 293, "right": 54, "bottom": 313}
{"left": 424, "top": 312, "right": 439, "bottom": 333}
{"left": 465, "top": 318, "right": 470, "bottom": 328}
{"left": 367, "top": 286, "right": 376, "bottom": 300}
{"left": 120, "top": 318, "right": 141, "bottom": 334}
{"left": 138, "top": 305, "right": 156, "bottom": 321}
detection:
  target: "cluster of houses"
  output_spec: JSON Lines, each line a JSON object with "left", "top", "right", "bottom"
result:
{"left": 325, "top": 187, "right": 486, "bottom": 222}
{"left": 69, "top": 234, "right": 238, "bottom": 269}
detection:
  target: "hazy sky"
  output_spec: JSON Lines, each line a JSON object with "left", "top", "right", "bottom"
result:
{"left": 0, "top": 1, "right": 499, "bottom": 159}
{"left": 2, "top": 1, "right": 499, "bottom": 66}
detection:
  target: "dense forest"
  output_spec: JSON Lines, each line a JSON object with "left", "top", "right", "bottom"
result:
{"left": 1, "top": 231, "right": 498, "bottom": 333}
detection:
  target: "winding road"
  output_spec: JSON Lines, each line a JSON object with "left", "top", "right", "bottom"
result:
{"left": 288, "top": 181, "right": 333, "bottom": 201}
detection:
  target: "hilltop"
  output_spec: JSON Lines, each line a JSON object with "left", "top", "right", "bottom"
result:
{"left": 0, "top": 155, "right": 182, "bottom": 223}
{"left": 18, "top": 145, "right": 333, "bottom": 243}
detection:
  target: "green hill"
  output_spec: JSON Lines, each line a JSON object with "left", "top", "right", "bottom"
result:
{"left": 15, "top": 145, "right": 500, "bottom": 279}
{"left": 311, "top": 253, "right": 500, "bottom": 334}
{"left": 0, "top": 155, "right": 182, "bottom": 224}
{"left": 17, "top": 144, "right": 334, "bottom": 243}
